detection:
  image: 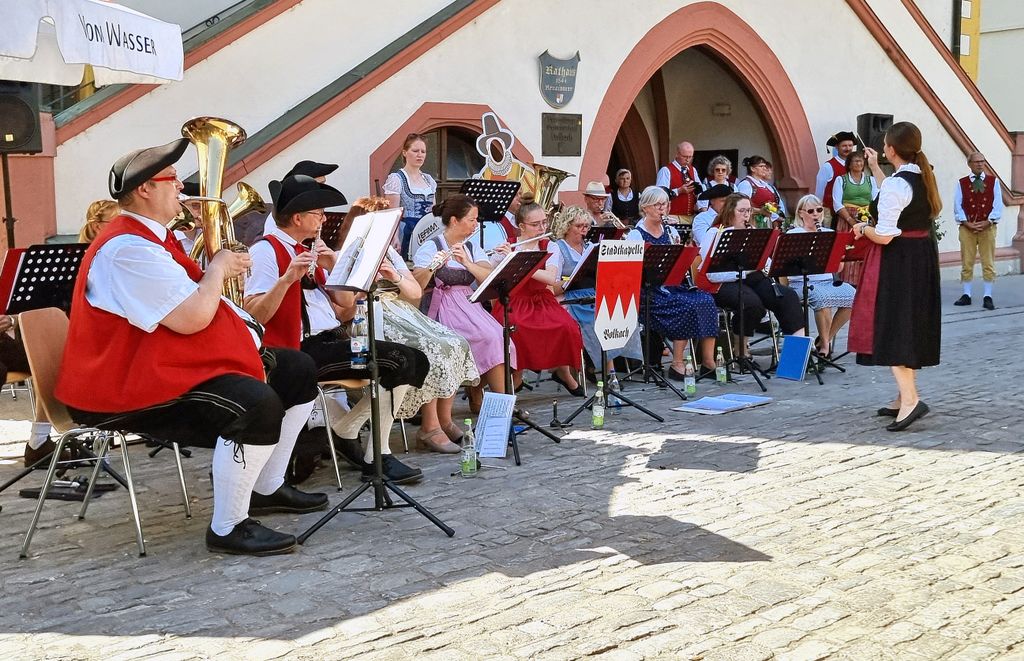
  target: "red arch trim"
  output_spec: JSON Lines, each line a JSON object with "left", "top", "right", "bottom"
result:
{"left": 581, "top": 2, "right": 817, "bottom": 197}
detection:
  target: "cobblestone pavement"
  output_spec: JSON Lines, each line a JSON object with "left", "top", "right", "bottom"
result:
{"left": 1, "top": 277, "right": 1023, "bottom": 661}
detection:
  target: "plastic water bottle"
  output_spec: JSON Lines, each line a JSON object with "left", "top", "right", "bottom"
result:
{"left": 684, "top": 352, "right": 697, "bottom": 396}
{"left": 608, "top": 369, "right": 622, "bottom": 415}
{"left": 592, "top": 381, "right": 605, "bottom": 429}
{"left": 460, "top": 418, "right": 477, "bottom": 478}
{"left": 351, "top": 300, "right": 369, "bottom": 369}
{"left": 716, "top": 346, "right": 728, "bottom": 384}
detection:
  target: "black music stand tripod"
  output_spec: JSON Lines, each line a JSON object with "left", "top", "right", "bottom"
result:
{"left": 705, "top": 228, "right": 776, "bottom": 393}
{"left": 299, "top": 284, "right": 455, "bottom": 544}
{"left": 471, "top": 250, "right": 562, "bottom": 466}
{"left": 627, "top": 243, "right": 691, "bottom": 401}
{"left": 459, "top": 179, "right": 521, "bottom": 250}
{"left": 768, "top": 231, "right": 846, "bottom": 384}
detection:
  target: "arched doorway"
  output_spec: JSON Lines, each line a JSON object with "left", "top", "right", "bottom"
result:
{"left": 584, "top": 2, "right": 818, "bottom": 208}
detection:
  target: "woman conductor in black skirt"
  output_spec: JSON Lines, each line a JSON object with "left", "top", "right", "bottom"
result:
{"left": 848, "top": 121, "right": 942, "bottom": 431}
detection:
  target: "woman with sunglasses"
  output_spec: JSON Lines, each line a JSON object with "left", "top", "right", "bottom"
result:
{"left": 736, "top": 155, "right": 787, "bottom": 228}
{"left": 789, "top": 194, "right": 857, "bottom": 357}
{"left": 700, "top": 193, "right": 805, "bottom": 343}
{"left": 697, "top": 156, "right": 735, "bottom": 211}
{"left": 628, "top": 186, "right": 720, "bottom": 379}
{"left": 490, "top": 202, "right": 585, "bottom": 395}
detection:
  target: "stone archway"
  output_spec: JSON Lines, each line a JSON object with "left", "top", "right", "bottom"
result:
{"left": 581, "top": 1, "right": 818, "bottom": 204}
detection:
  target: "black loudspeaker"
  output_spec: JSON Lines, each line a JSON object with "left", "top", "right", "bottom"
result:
{"left": 0, "top": 81, "right": 43, "bottom": 155}
{"left": 857, "top": 113, "right": 893, "bottom": 154}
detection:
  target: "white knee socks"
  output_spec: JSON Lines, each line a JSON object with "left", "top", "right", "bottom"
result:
{"left": 963, "top": 281, "right": 972, "bottom": 296}
{"left": 210, "top": 439, "right": 275, "bottom": 536}
{"left": 983, "top": 281, "right": 993, "bottom": 298}
{"left": 28, "top": 422, "right": 52, "bottom": 450}
{"left": 253, "top": 399, "right": 315, "bottom": 496}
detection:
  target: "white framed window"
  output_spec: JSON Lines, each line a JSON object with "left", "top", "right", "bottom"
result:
{"left": 961, "top": 0, "right": 972, "bottom": 20}
{"left": 960, "top": 34, "right": 971, "bottom": 56}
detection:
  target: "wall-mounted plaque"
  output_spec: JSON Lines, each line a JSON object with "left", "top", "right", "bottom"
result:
{"left": 541, "top": 113, "right": 582, "bottom": 157}
{"left": 538, "top": 50, "right": 580, "bottom": 109}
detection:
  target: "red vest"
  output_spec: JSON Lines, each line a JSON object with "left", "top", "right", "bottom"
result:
{"left": 500, "top": 213, "right": 518, "bottom": 243}
{"left": 668, "top": 162, "right": 699, "bottom": 216}
{"left": 822, "top": 158, "right": 847, "bottom": 212}
{"left": 56, "top": 215, "right": 265, "bottom": 413}
{"left": 959, "top": 175, "right": 995, "bottom": 221}
{"left": 744, "top": 176, "right": 780, "bottom": 209}
{"left": 259, "top": 235, "right": 329, "bottom": 349}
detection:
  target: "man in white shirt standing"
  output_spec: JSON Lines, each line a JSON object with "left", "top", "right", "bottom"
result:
{"left": 952, "top": 152, "right": 1003, "bottom": 310}
{"left": 57, "top": 139, "right": 328, "bottom": 557}
{"left": 656, "top": 141, "right": 703, "bottom": 227}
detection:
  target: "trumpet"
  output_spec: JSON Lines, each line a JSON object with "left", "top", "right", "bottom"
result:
{"left": 485, "top": 232, "right": 552, "bottom": 256}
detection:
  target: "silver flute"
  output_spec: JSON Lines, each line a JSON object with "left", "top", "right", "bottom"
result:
{"left": 425, "top": 228, "right": 480, "bottom": 272}
{"left": 307, "top": 224, "right": 322, "bottom": 278}
{"left": 484, "top": 232, "right": 552, "bottom": 256}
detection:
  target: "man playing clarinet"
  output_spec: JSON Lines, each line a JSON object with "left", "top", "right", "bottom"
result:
{"left": 57, "top": 139, "right": 328, "bottom": 557}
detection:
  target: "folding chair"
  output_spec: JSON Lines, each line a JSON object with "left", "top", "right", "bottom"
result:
{"left": 317, "top": 378, "right": 370, "bottom": 490}
{"left": 18, "top": 308, "right": 190, "bottom": 558}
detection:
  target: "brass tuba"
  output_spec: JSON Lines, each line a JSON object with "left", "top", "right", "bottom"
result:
{"left": 181, "top": 116, "right": 248, "bottom": 306}
{"left": 527, "top": 162, "right": 574, "bottom": 215}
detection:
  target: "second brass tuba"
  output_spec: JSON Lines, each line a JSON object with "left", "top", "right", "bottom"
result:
{"left": 528, "top": 162, "right": 575, "bottom": 215}
{"left": 181, "top": 116, "right": 248, "bottom": 306}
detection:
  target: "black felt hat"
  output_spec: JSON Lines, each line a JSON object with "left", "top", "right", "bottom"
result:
{"left": 698, "top": 184, "right": 733, "bottom": 201}
{"left": 108, "top": 138, "right": 189, "bottom": 199}
{"left": 269, "top": 175, "right": 347, "bottom": 216}
{"left": 826, "top": 131, "right": 858, "bottom": 148}
{"left": 283, "top": 160, "right": 338, "bottom": 180}
{"left": 180, "top": 181, "right": 200, "bottom": 197}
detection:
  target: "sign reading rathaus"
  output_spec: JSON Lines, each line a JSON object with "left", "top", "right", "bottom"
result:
{"left": 538, "top": 50, "right": 580, "bottom": 109}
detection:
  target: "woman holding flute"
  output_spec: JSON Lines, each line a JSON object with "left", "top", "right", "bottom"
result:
{"left": 489, "top": 202, "right": 585, "bottom": 395}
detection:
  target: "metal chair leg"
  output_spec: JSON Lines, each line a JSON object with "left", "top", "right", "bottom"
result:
{"left": 20, "top": 433, "right": 71, "bottom": 558}
{"left": 399, "top": 418, "right": 409, "bottom": 453}
{"left": 317, "top": 386, "right": 344, "bottom": 491}
{"left": 172, "top": 441, "right": 191, "bottom": 519}
{"left": 116, "top": 432, "right": 146, "bottom": 556}
{"left": 78, "top": 431, "right": 112, "bottom": 519}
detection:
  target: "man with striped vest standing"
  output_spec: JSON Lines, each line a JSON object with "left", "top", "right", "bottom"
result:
{"left": 953, "top": 152, "right": 1003, "bottom": 310}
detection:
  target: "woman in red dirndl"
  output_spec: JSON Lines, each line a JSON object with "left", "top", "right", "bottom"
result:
{"left": 848, "top": 122, "right": 942, "bottom": 432}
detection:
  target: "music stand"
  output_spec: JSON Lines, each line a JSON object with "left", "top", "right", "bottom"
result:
{"left": 459, "top": 179, "right": 521, "bottom": 250}
{"left": 320, "top": 211, "right": 347, "bottom": 249}
{"left": 768, "top": 230, "right": 848, "bottom": 384}
{"left": 624, "top": 243, "right": 698, "bottom": 400}
{"left": 704, "top": 228, "right": 776, "bottom": 392}
{"left": 470, "top": 250, "right": 562, "bottom": 465}
{"left": 584, "top": 226, "right": 624, "bottom": 244}
{"left": 830, "top": 233, "right": 867, "bottom": 362}
{"left": 300, "top": 209, "right": 454, "bottom": 544}
{"left": 3, "top": 244, "right": 88, "bottom": 315}
{"left": 559, "top": 247, "right": 663, "bottom": 424}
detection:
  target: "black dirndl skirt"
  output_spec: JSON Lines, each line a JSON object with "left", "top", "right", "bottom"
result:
{"left": 849, "top": 231, "right": 940, "bottom": 368}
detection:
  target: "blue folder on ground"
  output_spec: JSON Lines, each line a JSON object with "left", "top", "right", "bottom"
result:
{"left": 775, "top": 334, "right": 813, "bottom": 381}
{"left": 673, "top": 393, "right": 773, "bottom": 415}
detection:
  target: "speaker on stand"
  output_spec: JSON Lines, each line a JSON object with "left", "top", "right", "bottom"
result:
{"left": 0, "top": 81, "right": 44, "bottom": 249}
{"left": 857, "top": 113, "right": 893, "bottom": 155}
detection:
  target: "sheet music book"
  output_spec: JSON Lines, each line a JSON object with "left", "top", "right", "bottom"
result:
{"left": 325, "top": 208, "right": 401, "bottom": 293}
{"left": 775, "top": 335, "right": 814, "bottom": 381}
{"left": 469, "top": 250, "right": 549, "bottom": 304}
{"left": 475, "top": 392, "right": 516, "bottom": 458}
{"left": 672, "top": 393, "right": 772, "bottom": 415}
{"left": 563, "top": 243, "right": 598, "bottom": 292}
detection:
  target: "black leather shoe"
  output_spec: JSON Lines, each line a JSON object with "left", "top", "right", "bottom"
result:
{"left": 23, "top": 439, "right": 62, "bottom": 469}
{"left": 983, "top": 296, "right": 995, "bottom": 310}
{"left": 249, "top": 484, "right": 328, "bottom": 515}
{"left": 361, "top": 454, "right": 423, "bottom": 485}
{"left": 331, "top": 435, "right": 364, "bottom": 469}
{"left": 667, "top": 366, "right": 686, "bottom": 382}
{"left": 886, "top": 401, "right": 929, "bottom": 432}
{"left": 550, "top": 372, "right": 585, "bottom": 397}
{"left": 205, "top": 518, "right": 297, "bottom": 556}
{"left": 877, "top": 407, "right": 899, "bottom": 417}
{"left": 954, "top": 294, "right": 971, "bottom": 306}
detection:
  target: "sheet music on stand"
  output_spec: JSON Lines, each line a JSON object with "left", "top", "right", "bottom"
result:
{"left": 1, "top": 243, "right": 89, "bottom": 315}
{"left": 584, "top": 226, "right": 624, "bottom": 244}
{"left": 767, "top": 230, "right": 841, "bottom": 279}
{"left": 704, "top": 228, "right": 776, "bottom": 275}
{"left": 459, "top": 179, "right": 521, "bottom": 223}
{"left": 563, "top": 243, "right": 598, "bottom": 292}
{"left": 469, "top": 250, "right": 549, "bottom": 304}
{"left": 325, "top": 208, "right": 401, "bottom": 292}
{"left": 642, "top": 244, "right": 697, "bottom": 288}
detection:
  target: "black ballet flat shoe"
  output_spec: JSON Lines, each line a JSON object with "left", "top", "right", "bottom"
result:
{"left": 206, "top": 518, "right": 297, "bottom": 556}
{"left": 550, "top": 372, "right": 585, "bottom": 397}
{"left": 954, "top": 294, "right": 971, "bottom": 306}
{"left": 983, "top": 296, "right": 995, "bottom": 310}
{"left": 249, "top": 484, "right": 328, "bottom": 515}
{"left": 876, "top": 407, "right": 899, "bottom": 418}
{"left": 698, "top": 367, "right": 718, "bottom": 382}
{"left": 886, "top": 401, "right": 930, "bottom": 432}
{"left": 361, "top": 455, "right": 423, "bottom": 485}
{"left": 667, "top": 366, "right": 686, "bottom": 382}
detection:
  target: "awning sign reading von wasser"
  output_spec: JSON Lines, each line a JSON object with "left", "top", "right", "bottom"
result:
{"left": 538, "top": 50, "right": 580, "bottom": 109}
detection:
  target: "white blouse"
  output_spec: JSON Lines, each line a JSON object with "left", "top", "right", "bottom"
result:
{"left": 873, "top": 163, "right": 922, "bottom": 237}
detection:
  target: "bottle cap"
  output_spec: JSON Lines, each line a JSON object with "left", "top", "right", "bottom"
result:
{"left": 597, "top": 381, "right": 604, "bottom": 386}
{"left": 464, "top": 418, "right": 472, "bottom": 425}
